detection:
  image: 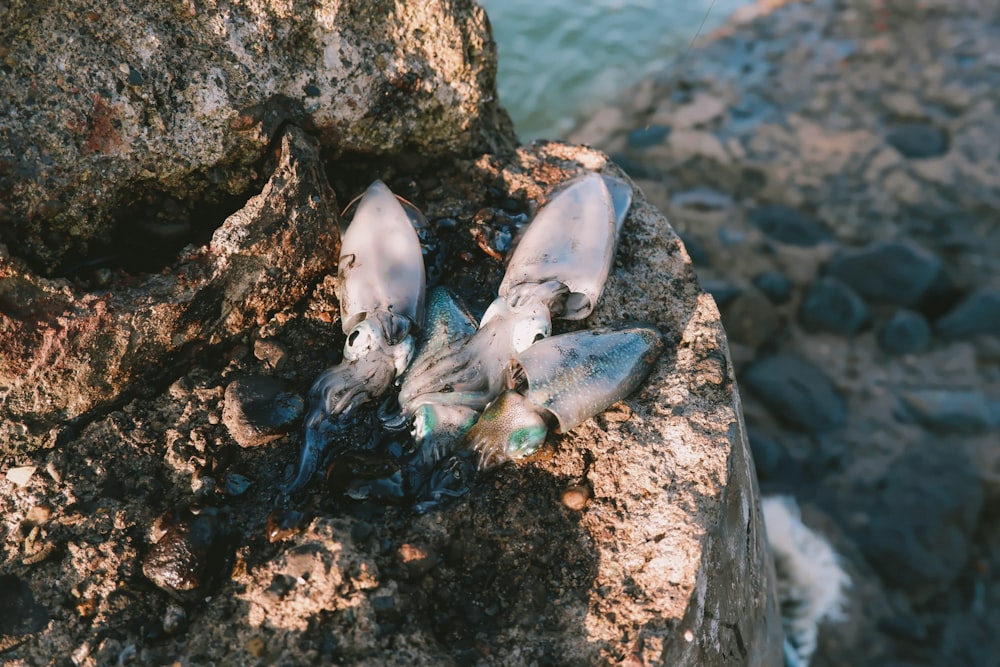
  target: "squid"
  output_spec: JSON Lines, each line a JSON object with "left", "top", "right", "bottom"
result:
{"left": 398, "top": 172, "right": 663, "bottom": 468}
{"left": 284, "top": 180, "right": 426, "bottom": 493}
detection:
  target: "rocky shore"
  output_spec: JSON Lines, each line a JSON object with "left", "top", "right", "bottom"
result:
{"left": 569, "top": 0, "right": 999, "bottom": 664}
{"left": 1, "top": 2, "right": 780, "bottom": 665}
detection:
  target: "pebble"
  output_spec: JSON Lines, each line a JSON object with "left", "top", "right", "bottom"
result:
{"left": 747, "top": 205, "right": 833, "bottom": 247}
{"left": 398, "top": 543, "right": 439, "bottom": 579}
{"left": 162, "top": 604, "right": 187, "bottom": 635}
{"left": 561, "top": 484, "right": 591, "bottom": 511}
{"left": 218, "top": 472, "right": 252, "bottom": 496}
{"left": 266, "top": 508, "right": 309, "bottom": 543}
{"left": 877, "top": 310, "right": 931, "bottom": 355}
{"left": 670, "top": 92, "right": 727, "bottom": 129}
{"left": 722, "top": 287, "right": 781, "bottom": 348}
{"left": 885, "top": 123, "right": 949, "bottom": 159}
{"left": 626, "top": 124, "right": 671, "bottom": 149}
{"left": 752, "top": 271, "right": 792, "bottom": 304}
{"left": 670, "top": 187, "right": 734, "bottom": 211}
{"left": 253, "top": 338, "right": 289, "bottom": 370}
{"left": 825, "top": 241, "right": 943, "bottom": 307}
{"left": 247, "top": 636, "right": 266, "bottom": 658}
{"left": 142, "top": 511, "right": 227, "bottom": 600}
{"left": 898, "top": 389, "right": 1000, "bottom": 435}
{"left": 743, "top": 354, "right": 847, "bottom": 432}
{"left": 222, "top": 376, "right": 304, "bottom": 447}
{"left": 799, "top": 277, "right": 869, "bottom": 335}
{"left": 934, "top": 288, "right": 1000, "bottom": 340}
{"left": 859, "top": 440, "right": 982, "bottom": 600}
{"left": 6, "top": 465, "right": 36, "bottom": 487}
{"left": 23, "top": 505, "right": 52, "bottom": 528}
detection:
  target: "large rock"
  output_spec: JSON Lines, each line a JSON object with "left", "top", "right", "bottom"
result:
{"left": 0, "top": 126, "right": 338, "bottom": 446}
{"left": 0, "top": 5, "right": 779, "bottom": 665}
{"left": 0, "top": 143, "right": 781, "bottom": 666}
{"left": 0, "top": 0, "right": 514, "bottom": 275}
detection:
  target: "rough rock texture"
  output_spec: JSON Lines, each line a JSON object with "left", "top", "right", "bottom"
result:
{"left": 0, "top": 0, "right": 514, "bottom": 275}
{"left": 0, "top": 126, "right": 339, "bottom": 447}
{"left": 569, "top": 0, "right": 1000, "bottom": 664}
{"left": 0, "top": 1, "right": 783, "bottom": 663}
{"left": 0, "top": 141, "right": 780, "bottom": 665}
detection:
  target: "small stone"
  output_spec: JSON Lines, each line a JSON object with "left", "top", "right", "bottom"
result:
{"left": 898, "top": 389, "right": 1000, "bottom": 435}
{"left": 752, "top": 271, "right": 792, "bottom": 304}
{"left": 303, "top": 83, "right": 321, "bottom": 97}
{"left": 253, "top": 338, "right": 289, "bottom": 370}
{"left": 142, "top": 511, "right": 227, "bottom": 599}
{"left": 561, "top": 485, "right": 590, "bottom": 511}
{"left": 860, "top": 440, "right": 982, "bottom": 600}
{"left": 398, "top": 543, "right": 438, "bottom": 579}
{"left": 667, "top": 129, "right": 729, "bottom": 163}
{"left": 799, "top": 277, "right": 869, "bottom": 336}
{"left": 743, "top": 355, "right": 847, "bottom": 432}
{"left": 723, "top": 288, "right": 781, "bottom": 348}
{"left": 162, "top": 603, "right": 187, "bottom": 635}
{"left": 825, "top": 241, "right": 943, "bottom": 307}
{"left": 671, "top": 92, "right": 727, "bottom": 129}
{"left": 717, "top": 226, "right": 747, "bottom": 246}
{"left": 6, "top": 465, "right": 36, "bottom": 487}
{"left": 886, "top": 123, "right": 949, "bottom": 159}
{"left": 626, "top": 124, "right": 670, "bottom": 149}
{"left": 935, "top": 289, "right": 1000, "bottom": 340}
{"left": 127, "top": 67, "right": 143, "bottom": 85}
{"left": 222, "top": 376, "right": 304, "bottom": 447}
{"left": 700, "top": 279, "right": 741, "bottom": 308}
{"left": 218, "top": 473, "right": 252, "bottom": 496}
{"left": 747, "top": 205, "right": 833, "bottom": 246}
{"left": 247, "top": 636, "right": 266, "bottom": 658}
{"left": 24, "top": 505, "right": 52, "bottom": 528}
{"left": 266, "top": 508, "right": 309, "bottom": 543}
{"left": 878, "top": 310, "right": 931, "bottom": 355}
{"left": 670, "top": 187, "right": 734, "bottom": 212}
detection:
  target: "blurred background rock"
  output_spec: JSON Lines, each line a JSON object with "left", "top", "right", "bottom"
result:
{"left": 485, "top": 0, "right": 1000, "bottom": 665}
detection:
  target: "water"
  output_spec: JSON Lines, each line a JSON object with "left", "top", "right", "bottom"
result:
{"left": 479, "top": 0, "right": 752, "bottom": 141}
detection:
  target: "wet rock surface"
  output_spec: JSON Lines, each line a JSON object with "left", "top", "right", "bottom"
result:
{"left": 569, "top": 0, "right": 1000, "bottom": 664}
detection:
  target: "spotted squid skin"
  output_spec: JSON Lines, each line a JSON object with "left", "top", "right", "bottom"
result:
{"left": 466, "top": 325, "right": 664, "bottom": 469}
{"left": 286, "top": 180, "right": 425, "bottom": 494}
{"left": 515, "top": 325, "right": 664, "bottom": 434}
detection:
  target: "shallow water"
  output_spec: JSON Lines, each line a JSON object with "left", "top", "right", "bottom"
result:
{"left": 479, "top": 0, "right": 752, "bottom": 140}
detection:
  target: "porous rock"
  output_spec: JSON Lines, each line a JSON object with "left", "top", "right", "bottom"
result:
{"left": 222, "top": 376, "right": 305, "bottom": 447}
{"left": 0, "top": 126, "right": 338, "bottom": 446}
{"left": 0, "top": 144, "right": 782, "bottom": 667}
{"left": 0, "top": 0, "right": 514, "bottom": 275}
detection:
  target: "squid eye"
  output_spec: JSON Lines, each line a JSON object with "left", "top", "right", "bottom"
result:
{"left": 343, "top": 320, "right": 378, "bottom": 360}
{"left": 511, "top": 316, "right": 550, "bottom": 353}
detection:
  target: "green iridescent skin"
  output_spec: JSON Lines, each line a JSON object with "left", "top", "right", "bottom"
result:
{"left": 464, "top": 390, "right": 548, "bottom": 469}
